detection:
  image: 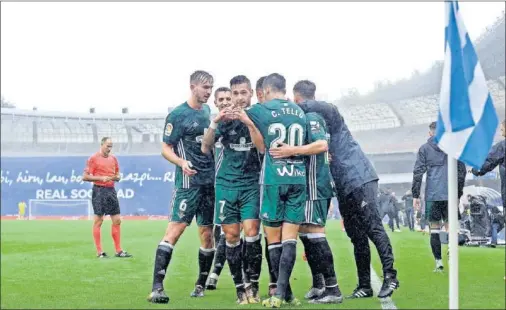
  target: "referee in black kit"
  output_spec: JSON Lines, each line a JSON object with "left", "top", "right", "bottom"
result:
{"left": 286, "top": 80, "right": 399, "bottom": 299}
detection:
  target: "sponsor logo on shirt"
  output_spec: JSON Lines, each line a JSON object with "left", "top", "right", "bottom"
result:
{"left": 276, "top": 165, "right": 305, "bottom": 177}
{"left": 230, "top": 137, "right": 254, "bottom": 152}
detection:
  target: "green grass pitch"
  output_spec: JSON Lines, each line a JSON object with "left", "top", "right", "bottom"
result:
{"left": 1, "top": 220, "right": 505, "bottom": 309}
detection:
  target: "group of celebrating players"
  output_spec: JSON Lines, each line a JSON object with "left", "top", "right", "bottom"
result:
{"left": 147, "top": 71, "right": 400, "bottom": 307}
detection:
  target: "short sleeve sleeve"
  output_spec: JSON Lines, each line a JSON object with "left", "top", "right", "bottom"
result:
{"left": 114, "top": 156, "right": 120, "bottom": 174}
{"left": 163, "top": 112, "right": 184, "bottom": 146}
{"left": 245, "top": 105, "right": 265, "bottom": 135}
{"left": 306, "top": 114, "right": 327, "bottom": 143}
{"left": 84, "top": 156, "right": 95, "bottom": 175}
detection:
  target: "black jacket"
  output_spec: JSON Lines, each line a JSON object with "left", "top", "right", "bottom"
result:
{"left": 471, "top": 139, "right": 505, "bottom": 207}
{"left": 378, "top": 191, "right": 396, "bottom": 214}
{"left": 402, "top": 193, "right": 414, "bottom": 210}
{"left": 298, "top": 100, "right": 378, "bottom": 198}
{"left": 412, "top": 136, "right": 467, "bottom": 201}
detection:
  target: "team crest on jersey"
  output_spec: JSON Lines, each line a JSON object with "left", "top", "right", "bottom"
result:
{"left": 165, "top": 123, "right": 173, "bottom": 136}
{"left": 310, "top": 121, "right": 320, "bottom": 132}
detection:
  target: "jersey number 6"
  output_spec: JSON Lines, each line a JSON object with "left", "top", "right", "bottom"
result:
{"left": 179, "top": 199, "right": 187, "bottom": 212}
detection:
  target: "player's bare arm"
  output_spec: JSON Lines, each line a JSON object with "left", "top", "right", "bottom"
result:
{"left": 235, "top": 108, "right": 265, "bottom": 154}
{"left": 269, "top": 140, "right": 328, "bottom": 159}
{"left": 161, "top": 143, "right": 197, "bottom": 176}
{"left": 201, "top": 107, "right": 233, "bottom": 155}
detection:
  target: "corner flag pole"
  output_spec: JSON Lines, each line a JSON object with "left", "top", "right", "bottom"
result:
{"left": 437, "top": 2, "right": 500, "bottom": 309}
{"left": 448, "top": 158, "right": 459, "bottom": 309}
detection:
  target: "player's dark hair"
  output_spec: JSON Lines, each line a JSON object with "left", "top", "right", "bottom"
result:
{"left": 262, "top": 73, "right": 286, "bottom": 94}
{"left": 230, "top": 75, "right": 251, "bottom": 88}
{"left": 190, "top": 70, "right": 214, "bottom": 85}
{"left": 101, "top": 137, "right": 111, "bottom": 145}
{"left": 429, "top": 121, "right": 437, "bottom": 131}
{"left": 214, "top": 87, "right": 231, "bottom": 97}
{"left": 293, "top": 80, "right": 316, "bottom": 100}
{"left": 256, "top": 76, "right": 266, "bottom": 90}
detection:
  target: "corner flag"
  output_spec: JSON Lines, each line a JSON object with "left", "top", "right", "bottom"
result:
{"left": 435, "top": 1, "right": 499, "bottom": 169}
{"left": 435, "top": 2, "right": 500, "bottom": 309}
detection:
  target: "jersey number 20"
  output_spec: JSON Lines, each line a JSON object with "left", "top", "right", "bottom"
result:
{"left": 268, "top": 123, "right": 304, "bottom": 148}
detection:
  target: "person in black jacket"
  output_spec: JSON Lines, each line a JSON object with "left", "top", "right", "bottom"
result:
{"left": 470, "top": 120, "right": 505, "bottom": 209}
{"left": 411, "top": 122, "right": 467, "bottom": 273}
{"left": 278, "top": 80, "right": 398, "bottom": 299}
{"left": 379, "top": 188, "right": 399, "bottom": 232}
{"left": 402, "top": 190, "right": 415, "bottom": 231}
{"left": 389, "top": 191, "right": 401, "bottom": 232}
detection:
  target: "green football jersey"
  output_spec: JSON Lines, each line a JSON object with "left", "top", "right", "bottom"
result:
{"left": 214, "top": 142, "right": 223, "bottom": 162}
{"left": 305, "top": 112, "right": 334, "bottom": 200}
{"left": 214, "top": 120, "right": 261, "bottom": 189}
{"left": 163, "top": 102, "right": 215, "bottom": 189}
{"left": 246, "top": 99, "right": 307, "bottom": 186}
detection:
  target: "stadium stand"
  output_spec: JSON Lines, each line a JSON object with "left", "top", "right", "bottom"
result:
{"left": 2, "top": 79, "right": 502, "bottom": 156}
{"left": 339, "top": 103, "right": 400, "bottom": 131}
{"left": 1, "top": 74, "right": 503, "bottom": 156}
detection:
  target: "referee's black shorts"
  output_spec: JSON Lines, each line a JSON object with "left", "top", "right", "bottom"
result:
{"left": 92, "top": 185, "right": 121, "bottom": 216}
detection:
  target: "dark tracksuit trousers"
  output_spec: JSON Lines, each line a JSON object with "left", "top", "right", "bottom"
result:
{"left": 338, "top": 181, "right": 397, "bottom": 288}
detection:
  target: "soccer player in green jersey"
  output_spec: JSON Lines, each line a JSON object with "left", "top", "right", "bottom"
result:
{"left": 148, "top": 71, "right": 216, "bottom": 304}
{"left": 270, "top": 80, "right": 343, "bottom": 304}
{"left": 235, "top": 73, "right": 307, "bottom": 308}
{"left": 202, "top": 75, "right": 263, "bottom": 305}
{"left": 206, "top": 87, "right": 232, "bottom": 291}
{"left": 255, "top": 76, "right": 279, "bottom": 298}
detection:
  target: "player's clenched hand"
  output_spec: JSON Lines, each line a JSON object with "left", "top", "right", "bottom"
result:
{"left": 233, "top": 108, "right": 252, "bottom": 125}
{"left": 269, "top": 142, "right": 295, "bottom": 159}
{"left": 214, "top": 107, "right": 234, "bottom": 123}
{"left": 181, "top": 160, "right": 197, "bottom": 176}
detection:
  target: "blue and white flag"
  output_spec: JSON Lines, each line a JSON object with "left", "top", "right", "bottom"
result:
{"left": 435, "top": 1, "right": 499, "bottom": 169}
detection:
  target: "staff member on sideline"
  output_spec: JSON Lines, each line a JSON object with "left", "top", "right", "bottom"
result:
{"left": 83, "top": 137, "right": 132, "bottom": 258}
{"left": 287, "top": 80, "right": 398, "bottom": 299}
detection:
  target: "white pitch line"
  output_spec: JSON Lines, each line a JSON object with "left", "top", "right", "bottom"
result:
{"left": 370, "top": 265, "right": 397, "bottom": 310}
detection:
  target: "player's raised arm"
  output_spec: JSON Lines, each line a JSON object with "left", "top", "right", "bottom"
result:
{"left": 202, "top": 107, "right": 232, "bottom": 155}
{"left": 201, "top": 130, "right": 215, "bottom": 155}
{"left": 236, "top": 108, "right": 265, "bottom": 154}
